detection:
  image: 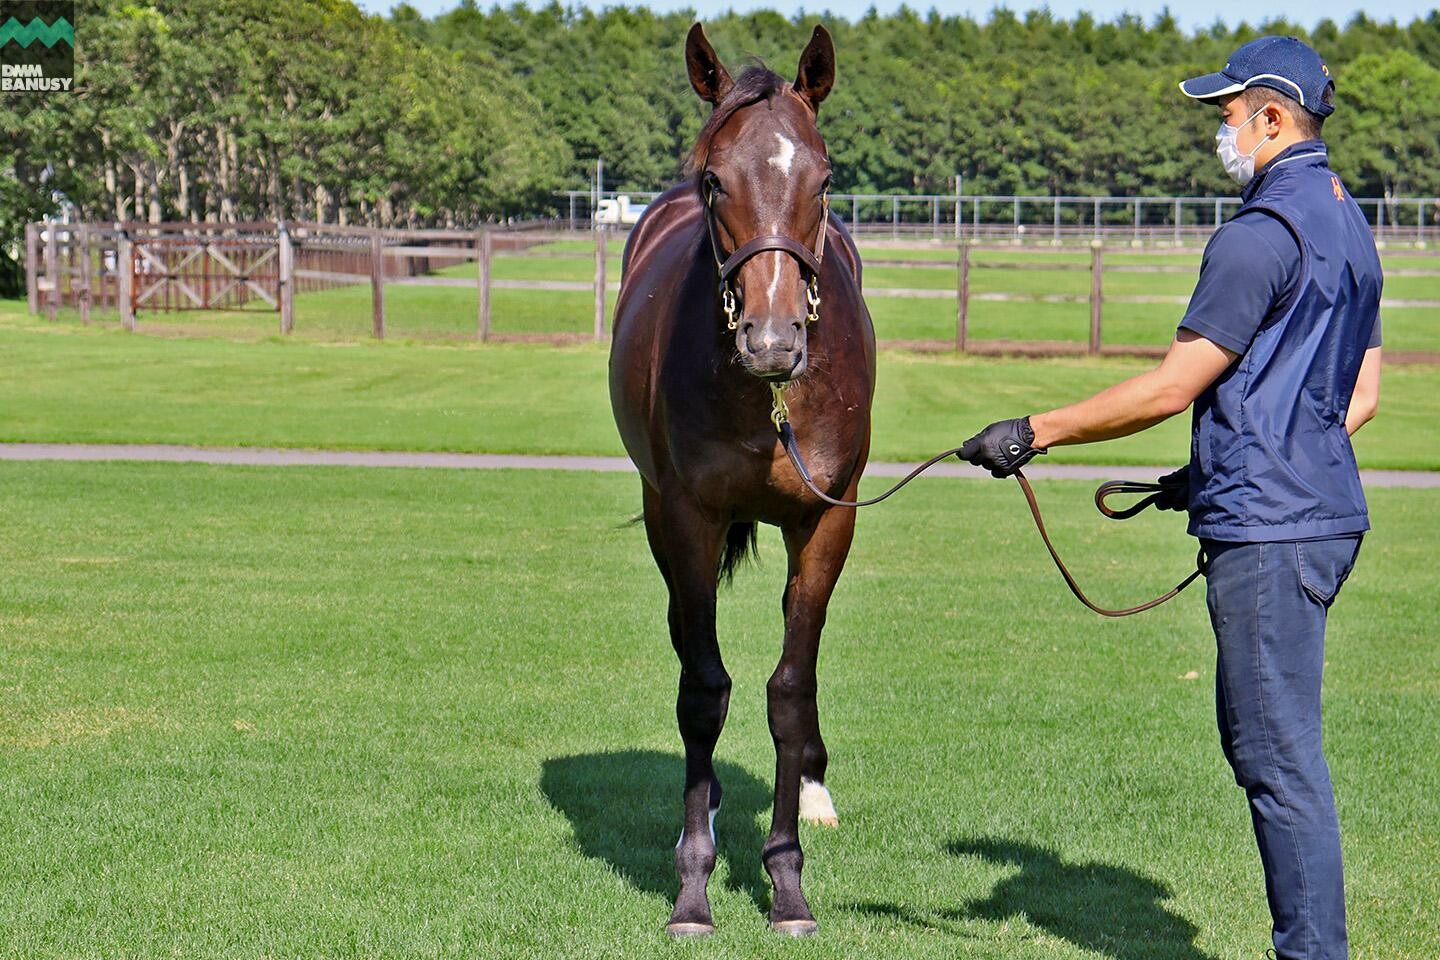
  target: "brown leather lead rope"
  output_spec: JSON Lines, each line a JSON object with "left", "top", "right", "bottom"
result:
{"left": 1013, "top": 471, "right": 1207, "bottom": 618}
{"left": 776, "top": 421, "right": 1205, "bottom": 618}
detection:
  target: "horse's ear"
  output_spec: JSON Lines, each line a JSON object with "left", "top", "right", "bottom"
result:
{"left": 686, "top": 23, "right": 733, "bottom": 105}
{"left": 793, "top": 24, "right": 835, "bottom": 112}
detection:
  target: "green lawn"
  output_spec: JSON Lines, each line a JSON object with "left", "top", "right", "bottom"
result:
{"left": 2, "top": 318, "right": 1438, "bottom": 470}
{"left": 1, "top": 461, "right": 1435, "bottom": 958}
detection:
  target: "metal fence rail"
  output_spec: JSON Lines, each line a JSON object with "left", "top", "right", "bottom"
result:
{"left": 558, "top": 189, "right": 1440, "bottom": 245}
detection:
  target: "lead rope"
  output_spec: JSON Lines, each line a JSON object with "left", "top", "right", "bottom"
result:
{"left": 768, "top": 384, "right": 1204, "bottom": 618}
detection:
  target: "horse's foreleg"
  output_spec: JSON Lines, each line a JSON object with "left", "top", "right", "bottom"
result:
{"left": 780, "top": 575, "right": 836, "bottom": 828}
{"left": 766, "top": 504, "right": 856, "bottom": 934}
{"left": 643, "top": 483, "right": 728, "bottom": 937}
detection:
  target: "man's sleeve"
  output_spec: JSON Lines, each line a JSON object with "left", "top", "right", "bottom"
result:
{"left": 1177, "top": 216, "right": 1294, "bottom": 355}
{"left": 1368, "top": 314, "right": 1382, "bottom": 349}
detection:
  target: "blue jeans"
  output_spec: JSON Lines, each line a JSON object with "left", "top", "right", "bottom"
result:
{"left": 1202, "top": 535, "right": 1362, "bottom": 960}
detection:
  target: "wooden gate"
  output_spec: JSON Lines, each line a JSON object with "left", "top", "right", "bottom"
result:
{"left": 128, "top": 224, "right": 280, "bottom": 312}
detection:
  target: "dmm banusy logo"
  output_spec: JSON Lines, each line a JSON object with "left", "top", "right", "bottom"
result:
{"left": 1, "top": 0, "right": 74, "bottom": 93}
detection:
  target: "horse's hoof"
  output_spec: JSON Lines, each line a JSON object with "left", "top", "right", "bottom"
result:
{"left": 770, "top": 919, "right": 819, "bottom": 937}
{"left": 665, "top": 922, "right": 716, "bottom": 939}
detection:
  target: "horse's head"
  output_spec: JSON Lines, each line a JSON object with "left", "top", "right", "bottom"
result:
{"left": 687, "top": 23, "right": 835, "bottom": 382}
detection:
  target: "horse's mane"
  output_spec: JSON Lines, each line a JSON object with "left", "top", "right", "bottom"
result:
{"left": 685, "top": 63, "right": 790, "bottom": 178}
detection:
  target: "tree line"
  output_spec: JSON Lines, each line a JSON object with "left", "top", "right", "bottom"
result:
{"left": 4, "top": 1, "right": 1440, "bottom": 296}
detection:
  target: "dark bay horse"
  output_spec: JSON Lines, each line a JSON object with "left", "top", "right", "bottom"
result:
{"left": 608, "top": 23, "right": 875, "bottom": 937}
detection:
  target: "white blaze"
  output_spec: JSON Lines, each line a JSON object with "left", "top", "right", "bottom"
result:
{"left": 767, "top": 133, "right": 796, "bottom": 175}
{"left": 765, "top": 251, "right": 784, "bottom": 308}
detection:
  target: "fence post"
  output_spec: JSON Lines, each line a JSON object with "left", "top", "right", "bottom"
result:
{"left": 44, "top": 220, "right": 59, "bottom": 322}
{"left": 593, "top": 229, "right": 607, "bottom": 341}
{"left": 953, "top": 178, "right": 961, "bottom": 241}
{"left": 476, "top": 227, "right": 492, "bottom": 341}
{"left": 1089, "top": 243, "right": 1103, "bottom": 355}
{"left": 24, "top": 222, "right": 39, "bottom": 314}
{"left": 955, "top": 241, "right": 970, "bottom": 352}
{"left": 369, "top": 227, "right": 385, "bottom": 339}
{"left": 78, "top": 223, "right": 92, "bottom": 325}
{"left": 118, "top": 229, "right": 135, "bottom": 331}
{"left": 278, "top": 220, "right": 294, "bottom": 335}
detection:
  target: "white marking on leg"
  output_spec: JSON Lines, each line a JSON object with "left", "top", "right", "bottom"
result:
{"left": 767, "top": 132, "right": 795, "bottom": 175}
{"left": 676, "top": 804, "right": 720, "bottom": 848}
{"left": 799, "top": 777, "right": 838, "bottom": 827}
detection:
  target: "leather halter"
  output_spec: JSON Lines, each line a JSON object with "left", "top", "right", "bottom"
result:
{"left": 701, "top": 178, "right": 829, "bottom": 330}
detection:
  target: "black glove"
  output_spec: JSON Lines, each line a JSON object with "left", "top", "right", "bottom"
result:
{"left": 1153, "top": 466, "right": 1190, "bottom": 511}
{"left": 957, "top": 416, "right": 1046, "bottom": 478}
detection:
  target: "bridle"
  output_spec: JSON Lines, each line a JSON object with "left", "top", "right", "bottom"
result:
{"left": 700, "top": 175, "right": 829, "bottom": 331}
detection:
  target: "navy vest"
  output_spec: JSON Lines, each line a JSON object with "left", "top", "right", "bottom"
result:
{"left": 1189, "top": 142, "right": 1383, "bottom": 542}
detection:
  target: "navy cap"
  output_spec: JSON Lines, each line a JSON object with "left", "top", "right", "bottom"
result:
{"left": 1179, "top": 36, "right": 1335, "bottom": 117}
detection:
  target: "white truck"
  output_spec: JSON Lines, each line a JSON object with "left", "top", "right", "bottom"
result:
{"left": 594, "top": 195, "right": 647, "bottom": 226}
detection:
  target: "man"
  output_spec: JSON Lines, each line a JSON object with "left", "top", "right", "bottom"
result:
{"left": 958, "top": 37, "right": 1382, "bottom": 960}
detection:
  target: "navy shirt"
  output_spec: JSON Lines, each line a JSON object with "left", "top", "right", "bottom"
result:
{"left": 1180, "top": 208, "right": 1382, "bottom": 354}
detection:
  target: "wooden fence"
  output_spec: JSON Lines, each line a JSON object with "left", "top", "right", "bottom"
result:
{"left": 24, "top": 221, "right": 1440, "bottom": 354}
{"left": 24, "top": 220, "right": 611, "bottom": 341}
{"left": 867, "top": 242, "right": 1440, "bottom": 355}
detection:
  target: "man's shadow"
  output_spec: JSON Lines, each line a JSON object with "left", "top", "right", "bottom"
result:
{"left": 847, "top": 837, "right": 1213, "bottom": 960}
{"left": 950, "top": 838, "right": 1211, "bottom": 960}
{"left": 540, "top": 750, "right": 773, "bottom": 915}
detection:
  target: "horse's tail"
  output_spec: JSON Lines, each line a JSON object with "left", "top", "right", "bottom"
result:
{"left": 717, "top": 521, "right": 758, "bottom": 586}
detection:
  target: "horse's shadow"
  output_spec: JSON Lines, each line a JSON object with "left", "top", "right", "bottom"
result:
{"left": 850, "top": 837, "right": 1212, "bottom": 960}
{"left": 540, "top": 750, "right": 773, "bottom": 915}
{"left": 542, "top": 758, "right": 1213, "bottom": 958}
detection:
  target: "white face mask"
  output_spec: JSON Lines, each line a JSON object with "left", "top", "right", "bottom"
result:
{"left": 1215, "top": 104, "right": 1272, "bottom": 186}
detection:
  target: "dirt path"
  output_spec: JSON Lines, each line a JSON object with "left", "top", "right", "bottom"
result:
{"left": 3, "top": 442, "right": 1437, "bottom": 487}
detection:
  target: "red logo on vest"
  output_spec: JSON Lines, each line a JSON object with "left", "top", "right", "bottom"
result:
{"left": 1330, "top": 176, "right": 1344, "bottom": 203}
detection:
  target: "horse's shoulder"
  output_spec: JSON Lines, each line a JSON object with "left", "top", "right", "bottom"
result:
{"left": 624, "top": 183, "right": 702, "bottom": 273}
{"left": 825, "top": 214, "right": 864, "bottom": 288}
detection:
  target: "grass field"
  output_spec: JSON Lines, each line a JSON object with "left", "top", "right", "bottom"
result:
{"left": 1, "top": 461, "right": 1436, "bottom": 958}
{"left": 14, "top": 239, "right": 1440, "bottom": 352}
{"left": 4, "top": 257, "right": 1438, "bottom": 957}
{"left": 3, "top": 316, "right": 1440, "bottom": 470}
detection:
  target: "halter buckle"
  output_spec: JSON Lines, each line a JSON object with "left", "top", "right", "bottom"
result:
{"left": 720, "top": 282, "right": 739, "bottom": 330}
{"left": 805, "top": 275, "right": 821, "bottom": 325}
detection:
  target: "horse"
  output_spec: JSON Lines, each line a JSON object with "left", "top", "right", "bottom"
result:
{"left": 608, "top": 22, "right": 875, "bottom": 937}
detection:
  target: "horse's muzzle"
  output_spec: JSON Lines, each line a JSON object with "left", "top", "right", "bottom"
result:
{"left": 739, "top": 318, "right": 807, "bottom": 381}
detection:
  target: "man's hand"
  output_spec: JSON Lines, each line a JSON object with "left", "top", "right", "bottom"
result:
{"left": 958, "top": 416, "right": 1046, "bottom": 478}
{"left": 1154, "top": 466, "right": 1190, "bottom": 511}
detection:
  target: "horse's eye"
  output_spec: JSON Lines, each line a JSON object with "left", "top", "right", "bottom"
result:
{"left": 818, "top": 173, "right": 832, "bottom": 196}
{"left": 704, "top": 172, "right": 725, "bottom": 196}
